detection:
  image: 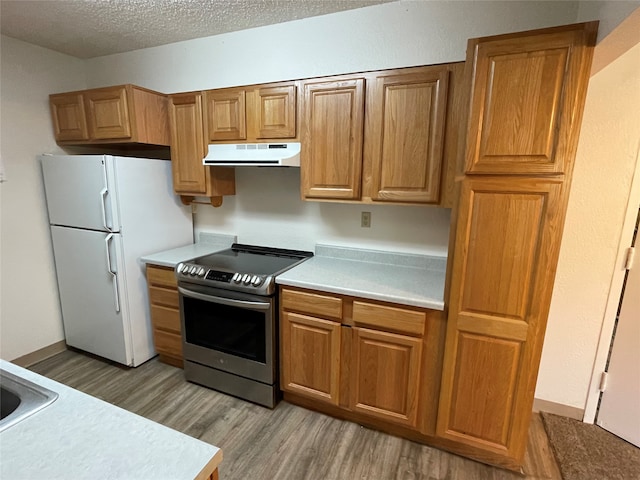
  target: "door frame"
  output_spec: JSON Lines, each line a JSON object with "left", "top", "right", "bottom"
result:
{"left": 583, "top": 147, "right": 640, "bottom": 423}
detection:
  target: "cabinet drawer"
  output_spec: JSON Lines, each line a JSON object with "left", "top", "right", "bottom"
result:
{"left": 281, "top": 288, "right": 342, "bottom": 320}
{"left": 352, "top": 301, "right": 426, "bottom": 336}
{"left": 153, "top": 329, "right": 183, "bottom": 359}
{"left": 150, "top": 305, "right": 181, "bottom": 334}
{"left": 147, "top": 265, "right": 177, "bottom": 288}
{"left": 149, "top": 286, "right": 179, "bottom": 309}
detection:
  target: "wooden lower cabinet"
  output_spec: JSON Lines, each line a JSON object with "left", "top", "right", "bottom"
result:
{"left": 146, "top": 264, "right": 183, "bottom": 367}
{"left": 350, "top": 327, "right": 422, "bottom": 427}
{"left": 280, "top": 311, "right": 341, "bottom": 405}
{"left": 280, "top": 286, "right": 437, "bottom": 432}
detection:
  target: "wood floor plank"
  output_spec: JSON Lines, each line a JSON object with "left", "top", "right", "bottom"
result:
{"left": 29, "top": 350, "right": 560, "bottom": 480}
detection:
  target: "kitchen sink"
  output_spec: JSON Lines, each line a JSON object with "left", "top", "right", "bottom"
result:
{"left": 0, "top": 368, "right": 58, "bottom": 432}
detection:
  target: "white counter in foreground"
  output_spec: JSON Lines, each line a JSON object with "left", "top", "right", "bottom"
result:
{"left": 0, "top": 360, "right": 222, "bottom": 480}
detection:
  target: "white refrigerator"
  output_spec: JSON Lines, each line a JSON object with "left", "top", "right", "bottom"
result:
{"left": 41, "top": 154, "right": 193, "bottom": 367}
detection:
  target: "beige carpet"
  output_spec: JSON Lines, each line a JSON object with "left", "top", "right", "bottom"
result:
{"left": 541, "top": 412, "right": 640, "bottom": 480}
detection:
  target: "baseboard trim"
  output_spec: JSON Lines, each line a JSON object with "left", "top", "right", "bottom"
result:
{"left": 533, "top": 397, "right": 584, "bottom": 421}
{"left": 11, "top": 340, "right": 67, "bottom": 368}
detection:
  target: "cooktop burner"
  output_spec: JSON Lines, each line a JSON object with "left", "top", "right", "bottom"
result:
{"left": 176, "top": 243, "right": 313, "bottom": 296}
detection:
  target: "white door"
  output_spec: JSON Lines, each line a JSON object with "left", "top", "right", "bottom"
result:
{"left": 51, "top": 226, "right": 132, "bottom": 365}
{"left": 41, "top": 155, "right": 120, "bottom": 232}
{"left": 597, "top": 224, "right": 640, "bottom": 447}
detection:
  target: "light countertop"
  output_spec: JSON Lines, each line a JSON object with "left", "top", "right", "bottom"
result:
{"left": 0, "top": 360, "right": 222, "bottom": 480}
{"left": 276, "top": 245, "right": 447, "bottom": 310}
{"left": 140, "top": 232, "right": 236, "bottom": 268}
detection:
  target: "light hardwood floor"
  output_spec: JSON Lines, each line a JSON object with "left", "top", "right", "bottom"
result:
{"left": 30, "top": 350, "right": 561, "bottom": 480}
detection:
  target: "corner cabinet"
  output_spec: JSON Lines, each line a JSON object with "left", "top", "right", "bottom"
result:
{"left": 168, "top": 92, "right": 235, "bottom": 206}
{"left": 146, "top": 265, "right": 183, "bottom": 367}
{"left": 437, "top": 22, "right": 597, "bottom": 470}
{"left": 50, "top": 84, "right": 170, "bottom": 146}
{"left": 299, "top": 64, "right": 465, "bottom": 207}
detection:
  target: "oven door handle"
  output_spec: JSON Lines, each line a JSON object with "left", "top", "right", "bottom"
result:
{"left": 178, "top": 287, "right": 271, "bottom": 311}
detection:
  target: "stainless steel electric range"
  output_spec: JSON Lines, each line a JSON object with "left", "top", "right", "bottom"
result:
{"left": 176, "top": 244, "right": 313, "bottom": 408}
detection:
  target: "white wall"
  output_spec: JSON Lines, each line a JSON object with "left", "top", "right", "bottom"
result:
{"left": 84, "top": 1, "right": 579, "bottom": 93}
{"left": 0, "top": 35, "right": 87, "bottom": 360}
{"left": 576, "top": 0, "right": 640, "bottom": 41}
{"left": 194, "top": 168, "right": 450, "bottom": 254}
{"left": 537, "top": 39, "right": 640, "bottom": 409}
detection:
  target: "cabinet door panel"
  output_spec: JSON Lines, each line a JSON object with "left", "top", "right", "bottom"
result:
{"left": 438, "top": 177, "right": 564, "bottom": 461}
{"left": 281, "top": 312, "right": 341, "bottom": 405}
{"left": 49, "top": 93, "right": 89, "bottom": 142}
{"left": 351, "top": 327, "right": 422, "bottom": 427}
{"left": 149, "top": 286, "right": 179, "bottom": 309}
{"left": 147, "top": 265, "right": 177, "bottom": 289}
{"left": 301, "top": 77, "right": 365, "bottom": 199}
{"left": 85, "top": 86, "right": 132, "bottom": 139}
{"left": 154, "top": 329, "right": 183, "bottom": 358}
{"left": 169, "top": 93, "right": 208, "bottom": 195}
{"left": 205, "top": 89, "right": 246, "bottom": 141}
{"left": 150, "top": 305, "right": 181, "bottom": 334}
{"left": 465, "top": 26, "right": 595, "bottom": 174}
{"left": 256, "top": 85, "right": 296, "bottom": 138}
{"left": 369, "top": 67, "right": 449, "bottom": 203}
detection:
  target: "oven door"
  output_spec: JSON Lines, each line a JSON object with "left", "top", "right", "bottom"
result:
{"left": 178, "top": 283, "right": 276, "bottom": 384}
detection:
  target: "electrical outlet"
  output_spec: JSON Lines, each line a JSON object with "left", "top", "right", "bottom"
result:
{"left": 361, "top": 211, "right": 371, "bottom": 228}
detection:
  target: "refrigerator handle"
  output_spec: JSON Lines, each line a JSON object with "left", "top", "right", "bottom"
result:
{"left": 100, "top": 161, "right": 111, "bottom": 232}
{"left": 104, "top": 234, "right": 121, "bottom": 313}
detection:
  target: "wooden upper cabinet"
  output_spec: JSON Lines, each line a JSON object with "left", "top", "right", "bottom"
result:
{"left": 464, "top": 24, "right": 598, "bottom": 174}
{"left": 256, "top": 85, "right": 296, "bottom": 138}
{"left": 169, "top": 92, "right": 208, "bottom": 195}
{"left": 50, "top": 84, "right": 169, "bottom": 146}
{"left": 366, "top": 66, "right": 449, "bottom": 204}
{"left": 204, "top": 88, "right": 247, "bottom": 141}
{"left": 49, "top": 92, "right": 89, "bottom": 142}
{"left": 85, "top": 86, "right": 132, "bottom": 139}
{"left": 203, "top": 82, "right": 297, "bottom": 143}
{"left": 298, "top": 64, "right": 463, "bottom": 206}
{"left": 300, "top": 76, "right": 365, "bottom": 200}
{"left": 169, "top": 92, "right": 236, "bottom": 202}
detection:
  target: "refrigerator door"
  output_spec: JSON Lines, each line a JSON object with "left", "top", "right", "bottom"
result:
{"left": 41, "top": 155, "right": 120, "bottom": 232}
{"left": 50, "top": 225, "right": 132, "bottom": 365}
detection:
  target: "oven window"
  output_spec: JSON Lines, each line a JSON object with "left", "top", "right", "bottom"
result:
{"left": 183, "top": 296, "right": 267, "bottom": 363}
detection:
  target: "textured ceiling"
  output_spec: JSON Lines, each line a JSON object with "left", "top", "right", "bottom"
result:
{"left": 0, "top": 0, "right": 394, "bottom": 59}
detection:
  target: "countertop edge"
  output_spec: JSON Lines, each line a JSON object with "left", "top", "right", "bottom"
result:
{"left": 194, "top": 449, "right": 224, "bottom": 480}
{"left": 0, "top": 360, "right": 222, "bottom": 480}
{"left": 276, "top": 277, "right": 445, "bottom": 311}
{"left": 140, "top": 243, "right": 230, "bottom": 268}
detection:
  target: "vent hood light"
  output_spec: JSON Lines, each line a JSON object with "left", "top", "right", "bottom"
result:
{"left": 203, "top": 142, "right": 301, "bottom": 167}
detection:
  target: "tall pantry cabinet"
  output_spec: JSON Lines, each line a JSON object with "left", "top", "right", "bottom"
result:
{"left": 437, "top": 23, "right": 598, "bottom": 469}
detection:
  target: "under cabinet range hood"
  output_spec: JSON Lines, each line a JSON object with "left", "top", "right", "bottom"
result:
{"left": 203, "top": 142, "right": 301, "bottom": 167}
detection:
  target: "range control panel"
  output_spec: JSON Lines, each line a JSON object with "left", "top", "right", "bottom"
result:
{"left": 176, "top": 263, "right": 265, "bottom": 288}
